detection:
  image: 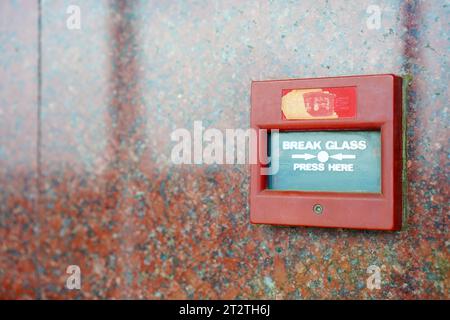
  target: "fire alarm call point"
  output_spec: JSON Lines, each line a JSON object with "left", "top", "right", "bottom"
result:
{"left": 250, "top": 74, "right": 404, "bottom": 230}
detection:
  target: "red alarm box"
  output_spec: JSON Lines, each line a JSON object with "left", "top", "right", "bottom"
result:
{"left": 250, "top": 74, "right": 404, "bottom": 230}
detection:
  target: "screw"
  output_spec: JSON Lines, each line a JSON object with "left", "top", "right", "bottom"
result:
{"left": 313, "top": 204, "right": 323, "bottom": 215}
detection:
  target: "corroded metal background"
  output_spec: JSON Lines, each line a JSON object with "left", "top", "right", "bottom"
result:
{"left": 0, "top": 0, "right": 448, "bottom": 299}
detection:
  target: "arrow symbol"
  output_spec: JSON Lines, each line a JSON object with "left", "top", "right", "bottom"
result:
{"left": 291, "top": 153, "right": 316, "bottom": 160}
{"left": 329, "top": 153, "right": 356, "bottom": 160}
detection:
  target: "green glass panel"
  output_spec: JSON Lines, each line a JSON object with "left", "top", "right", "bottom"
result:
{"left": 268, "top": 131, "right": 381, "bottom": 193}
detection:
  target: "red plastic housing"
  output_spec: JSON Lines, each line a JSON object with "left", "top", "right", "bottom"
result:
{"left": 250, "top": 74, "right": 403, "bottom": 230}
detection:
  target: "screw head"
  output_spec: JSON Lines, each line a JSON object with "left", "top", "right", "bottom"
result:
{"left": 313, "top": 204, "right": 323, "bottom": 215}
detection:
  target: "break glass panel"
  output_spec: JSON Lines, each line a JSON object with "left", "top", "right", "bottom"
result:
{"left": 267, "top": 130, "right": 381, "bottom": 193}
